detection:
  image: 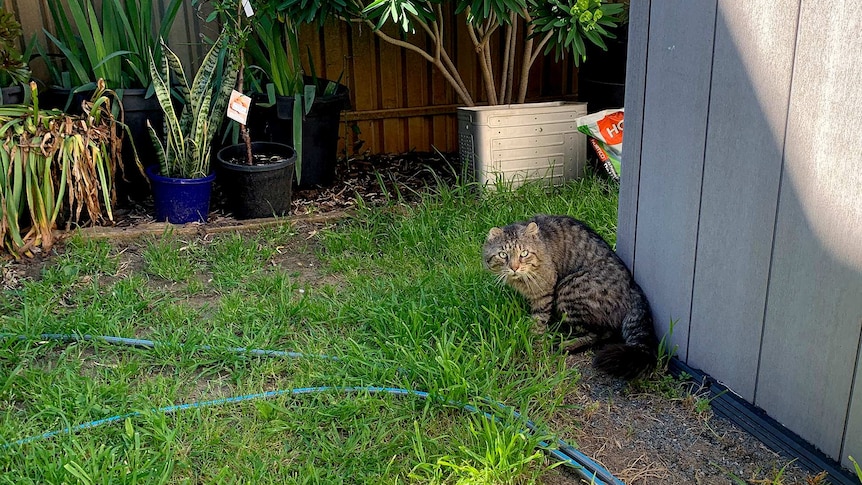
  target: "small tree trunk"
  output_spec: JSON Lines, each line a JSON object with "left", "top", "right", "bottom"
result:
{"left": 239, "top": 53, "right": 253, "bottom": 165}
{"left": 237, "top": 3, "right": 253, "bottom": 165}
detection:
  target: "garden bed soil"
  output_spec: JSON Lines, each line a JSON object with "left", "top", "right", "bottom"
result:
{"left": 1, "top": 152, "right": 829, "bottom": 484}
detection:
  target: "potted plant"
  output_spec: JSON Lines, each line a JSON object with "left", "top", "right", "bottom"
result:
{"left": 192, "top": 0, "right": 298, "bottom": 220}
{"left": 0, "top": 7, "right": 32, "bottom": 105}
{"left": 570, "top": 1, "right": 630, "bottom": 112}
{"left": 146, "top": 32, "right": 239, "bottom": 224}
{"left": 0, "top": 80, "right": 127, "bottom": 256}
{"left": 37, "top": 0, "right": 182, "bottom": 200}
{"left": 203, "top": 0, "right": 348, "bottom": 199}
{"left": 279, "top": 0, "right": 623, "bottom": 187}
{"left": 242, "top": 14, "right": 349, "bottom": 189}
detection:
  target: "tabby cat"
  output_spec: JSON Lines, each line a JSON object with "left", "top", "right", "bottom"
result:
{"left": 483, "top": 214, "right": 657, "bottom": 379}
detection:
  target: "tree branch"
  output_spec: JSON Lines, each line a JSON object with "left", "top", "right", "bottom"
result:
{"left": 517, "top": 9, "right": 539, "bottom": 103}
{"left": 465, "top": 7, "right": 498, "bottom": 105}
{"left": 364, "top": 18, "right": 474, "bottom": 106}
{"left": 500, "top": 12, "right": 518, "bottom": 104}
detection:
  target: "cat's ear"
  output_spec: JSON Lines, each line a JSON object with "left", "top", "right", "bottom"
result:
{"left": 524, "top": 222, "right": 539, "bottom": 237}
{"left": 486, "top": 227, "right": 503, "bottom": 241}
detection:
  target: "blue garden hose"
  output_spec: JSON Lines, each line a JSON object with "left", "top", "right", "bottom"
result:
{"left": 1, "top": 333, "right": 624, "bottom": 485}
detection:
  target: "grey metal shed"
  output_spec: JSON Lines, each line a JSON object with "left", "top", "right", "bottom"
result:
{"left": 617, "top": 0, "right": 862, "bottom": 474}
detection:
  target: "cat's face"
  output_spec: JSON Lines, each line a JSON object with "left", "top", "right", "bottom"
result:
{"left": 483, "top": 222, "right": 544, "bottom": 284}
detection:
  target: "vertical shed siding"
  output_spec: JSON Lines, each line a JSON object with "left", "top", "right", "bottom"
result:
{"left": 686, "top": 1, "right": 797, "bottom": 402}
{"left": 621, "top": 0, "right": 862, "bottom": 468}
{"left": 615, "top": 0, "right": 650, "bottom": 271}
{"left": 755, "top": 1, "right": 862, "bottom": 465}
{"left": 630, "top": 0, "right": 717, "bottom": 358}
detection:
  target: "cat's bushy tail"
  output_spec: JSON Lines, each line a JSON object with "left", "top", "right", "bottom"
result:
{"left": 592, "top": 290, "right": 657, "bottom": 379}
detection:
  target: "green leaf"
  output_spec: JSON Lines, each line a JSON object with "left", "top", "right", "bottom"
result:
{"left": 293, "top": 92, "right": 303, "bottom": 184}
{"left": 63, "top": 462, "right": 94, "bottom": 485}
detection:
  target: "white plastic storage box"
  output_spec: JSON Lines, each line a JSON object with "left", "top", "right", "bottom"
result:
{"left": 458, "top": 101, "right": 588, "bottom": 188}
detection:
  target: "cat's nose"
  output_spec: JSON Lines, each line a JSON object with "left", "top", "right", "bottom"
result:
{"left": 510, "top": 260, "right": 520, "bottom": 271}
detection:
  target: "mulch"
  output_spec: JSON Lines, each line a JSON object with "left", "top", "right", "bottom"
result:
{"left": 112, "top": 151, "right": 457, "bottom": 228}
{"left": 18, "top": 151, "right": 459, "bottom": 245}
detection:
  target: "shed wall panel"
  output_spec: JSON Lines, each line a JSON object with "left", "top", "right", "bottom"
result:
{"left": 632, "top": 0, "right": 717, "bottom": 358}
{"left": 755, "top": 1, "right": 862, "bottom": 460}
{"left": 616, "top": 0, "right": 650, "bottom": 271}
{"left": 686, "top": 1, "right": 797, "bottom": 401}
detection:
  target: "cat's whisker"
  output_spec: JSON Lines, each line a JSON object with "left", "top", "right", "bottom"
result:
{"left": 528, "top": 271, "right": 552, "bottom": 289}
{"left": 525, "top": 272, "right": 546, "bottom": 292}
{"left": 495, "top": 271, "right": 508, "bottom": 286}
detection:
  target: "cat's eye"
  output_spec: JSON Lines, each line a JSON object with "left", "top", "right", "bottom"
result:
{"left": 520, "top": 250, "right": 529, "bottom": 258}
{"left": 498, "top": 251, "right": 507, "bottom": 259}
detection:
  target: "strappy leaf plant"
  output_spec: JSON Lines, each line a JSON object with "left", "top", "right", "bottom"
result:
{"left": 0, "top": 80, "right": 128, "bottom": 256}
{"left": 147, "top": 33, "right": 240, "bottom": 179}
{"left": 39, "top": 0, "right": 182, "bottom": 91}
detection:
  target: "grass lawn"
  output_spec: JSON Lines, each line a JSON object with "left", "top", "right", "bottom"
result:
{"left": 0, "top": 172, "right": 620, "bottom": 484}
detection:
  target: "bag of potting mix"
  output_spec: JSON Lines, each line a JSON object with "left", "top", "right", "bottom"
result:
{"left": 576, "top": 109, "right": 624, "bottom": 181}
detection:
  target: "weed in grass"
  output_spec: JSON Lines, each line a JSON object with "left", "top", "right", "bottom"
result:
{"left": 715, "top": 460, "right": 836, "bottom": 485}
{"left": 410, "top": 413, "right": 552, "bottom": 484}
{"left": 65, "top": 417, "right": 176, "bottom": 485}
{"left": 680, "top": 383, "right": 720, "bottom": 421}
{"left": 850, "top": 456, "right": 862, "bottom": 482}
{"left": 656, "top": 319, "right": 679, "bottom": 372}
{"left": 716, "top": 460, "right": 801, "bottom": 485}
{"left": 805, "top": 470, "right": 830, "bottom": 484}
{"left": 142, "top": 234, "right": 199, "bottom": 283}
{"left": 57, "top": 234, "right": 119, "bottom": 277}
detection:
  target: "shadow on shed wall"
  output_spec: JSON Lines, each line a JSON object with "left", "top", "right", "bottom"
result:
{"left": 618, "top": 0, "right": 862, "bottom": 468}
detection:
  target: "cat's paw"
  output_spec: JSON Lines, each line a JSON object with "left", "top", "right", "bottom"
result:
{"left": 554, "top": 334, "right": 597, "bottom": 354}
{"left": 531, "top": 318, "right": 549, "bottom": 336}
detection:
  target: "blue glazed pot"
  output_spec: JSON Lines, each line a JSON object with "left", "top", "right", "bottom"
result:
{"left": 145, "top": 165, "right": 215, "bottom": 224}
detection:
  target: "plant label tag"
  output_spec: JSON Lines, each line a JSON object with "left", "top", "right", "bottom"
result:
{"left": 227, "top": 89, "right": 252, "bottom": 125}
{"left": 242, "top": 0, "right": 254, "bottom": 17}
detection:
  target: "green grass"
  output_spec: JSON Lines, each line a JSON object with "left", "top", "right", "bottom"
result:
{"left": 0, "top": 173, "right": 619, "bottom": 484}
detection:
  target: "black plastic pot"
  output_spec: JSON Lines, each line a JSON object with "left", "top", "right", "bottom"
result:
{"left": 300, "top": 84, "right": 349, "bottom": 188}
{"left": 215, "top": 141, "right": 297, "bottom": 220}
{"left": 1, "top": 86, "right": 24, "bottom": 104}
{"left": 246, "top": 93, "right": 294, "bottom": 142}
{"left": 246, "top": 80, "right": 350, "bottom": 189}
{"left": 40, "top": 87, "right": 94, "bottom": 115}
{"left": 116, "top": 88, "right": 163, "bottom": 202}
{"left": 577, "top": 26, "right": 629, "bottom": 112}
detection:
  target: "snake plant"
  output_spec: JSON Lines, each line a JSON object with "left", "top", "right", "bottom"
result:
{"left": 147, "top": 33, "right": 240, "bottom": 179}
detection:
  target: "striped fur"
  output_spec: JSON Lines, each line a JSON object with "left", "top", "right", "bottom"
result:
{"left": 483, "top": 215, "right": 657, "bottom": 379}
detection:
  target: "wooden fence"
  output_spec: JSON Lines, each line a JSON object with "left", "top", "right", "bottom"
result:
{"left": 8, "top": 0, "right": 581, "bottom": 155}
{"left": 619, "top": 0, "right": 862, "bottom": 471}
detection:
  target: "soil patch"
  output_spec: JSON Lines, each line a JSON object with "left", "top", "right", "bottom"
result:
{"left": 549, "top": 353, "right": 822, "bottom": 484}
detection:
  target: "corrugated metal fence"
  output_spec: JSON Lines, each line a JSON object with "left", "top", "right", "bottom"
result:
{"left": 9, "top": 0, "right": 580, "bottom": 155}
